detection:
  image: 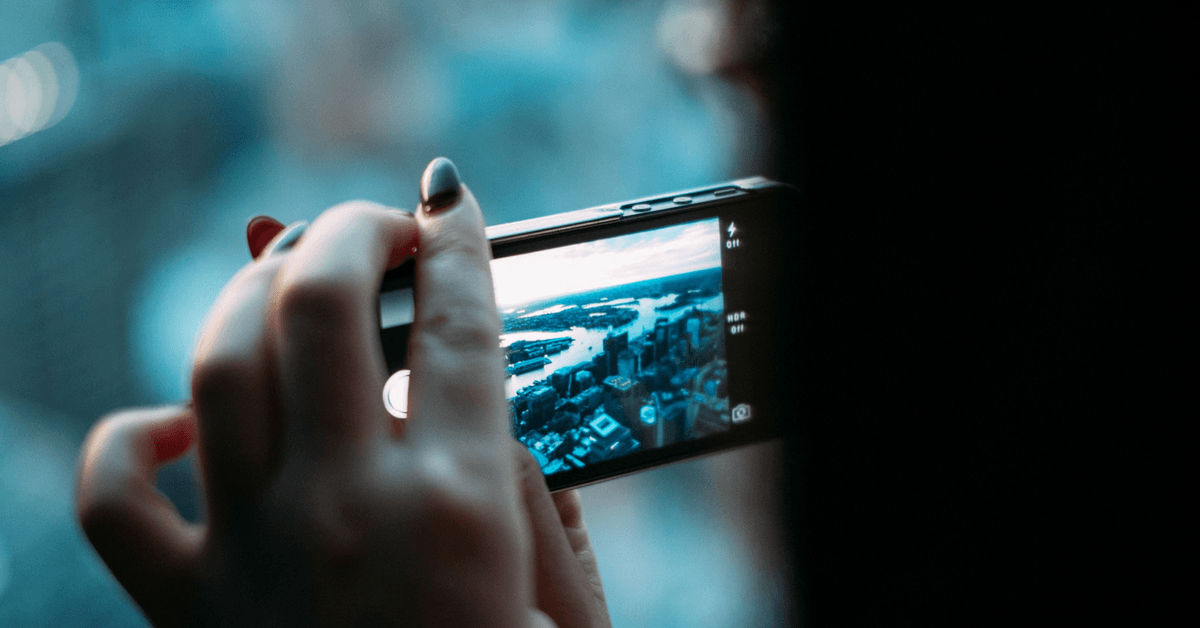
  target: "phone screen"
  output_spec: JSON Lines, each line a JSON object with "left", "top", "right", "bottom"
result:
{"left": 381, "top": 218, "right": 732, "bottom": 475}
{"left": 379, "top": 183, "right": 784, "bottom": 489}
{"left": 491, "top": 217, "right": 729, "bottom": 475}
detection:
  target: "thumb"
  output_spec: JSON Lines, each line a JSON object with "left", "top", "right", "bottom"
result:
{"left": 76, "top": 404, "right": 204, "bottom": 627}
{"left": 515, "top": 443, "right": 612, "bottom": 628}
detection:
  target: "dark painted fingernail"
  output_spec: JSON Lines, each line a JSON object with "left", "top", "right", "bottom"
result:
{"left": 419, "top": 157, "right": 462, "bottom": 214}
{"left": 247, "top": 215, "right": 285, "bottom": 260}
{"left": 262, "top": 221, "right": 308, "bottom": 258}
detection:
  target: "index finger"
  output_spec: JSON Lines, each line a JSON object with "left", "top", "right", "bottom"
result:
{"left": 406, "top": 179, "right": 508, "bottom": 441}
{"left": 271, "top": 202, "right": 419, "bottom": 457}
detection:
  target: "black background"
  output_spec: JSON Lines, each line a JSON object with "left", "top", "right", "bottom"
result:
{"left": 765, "top": 1, "right": 1189, "bottom": 625}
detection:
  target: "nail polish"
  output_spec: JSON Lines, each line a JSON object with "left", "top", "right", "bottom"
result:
{"left": 419, "top": 157, "right": 462, "bottom": 214}
{"left": 247, "top": 215, "right": 285, "bottom": 259}
{"left": 262, "top": 221, "right": 308, "bottom": 258}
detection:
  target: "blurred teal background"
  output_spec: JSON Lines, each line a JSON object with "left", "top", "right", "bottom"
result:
{"left": 1, "top": 1, "right": 785, "bottom": 625}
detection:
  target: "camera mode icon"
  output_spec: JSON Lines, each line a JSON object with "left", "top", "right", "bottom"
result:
{"left": 732, "top": 403, "right": 752, "bottom": 423}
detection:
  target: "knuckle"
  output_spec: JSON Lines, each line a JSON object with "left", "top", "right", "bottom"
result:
{"left": 513, "top": 441, "right": 541, "bottom": 478}
{"left": 191, "top": 261, "right": 277, "bottom": 367}
{"left": 425, "top": 229, "right": 489, "bottom": 267}
{"left": 275, "top": 274, "right": 357, "bottom": 331}
{"left": 78, "top": 411, "right": 134, "bottom": 475}
{"left": 295, "top": 497, "right": 369, "bottom": 565}
{"left": 322, "top": 199, "right": 386, "bottom": 223}
{"left": 241, "top": 253, "right": 287, "bottom": 286}
{"left": 409, "top": 448, "right": 509, "bottom": 529}
{"left": 191, "top": 355, "right": 256, "bottom": 409}
{"left": 271, "top": 465, "right": 377, "bottom": 566}
{"left": 76, "top": 417, "right": 139, "bottom": 532}
{"left": 217, "top": 256, "right": 282, "bottom": 307}
{"left": 553, "top": 490, "right": 586, "bottom": 530}
{"left": 314, "top": 201, "right": 407, "bottom": 251}
{"left": 415, "top": 310, "right": 500, "bottom": 355}
{"left": 84, "top": 409, "right": 126, "bottom": 445}
{"left": 313, "top": 200, "right": 402, "bottom": 247}
{"left": 412, "top": 478, "right": 495, "bottom": 548}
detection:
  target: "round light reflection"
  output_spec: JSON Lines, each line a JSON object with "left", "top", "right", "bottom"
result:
{"left": 0, "top": 42, "right": 78, "bottom": 147}
{"left": 37, "top": 42, "right": 80, "bottom": 128}
{"left": 6, "top": 56, "right": 43, "bottom": 134}
{"left": 383, "top": 369, "right": 411, "bottom": 419}
{"left": 24, "top": 49, "right": 59, "bottom": 132}
{"left": 0, "top": 64, "right": 16, "bottom": 143}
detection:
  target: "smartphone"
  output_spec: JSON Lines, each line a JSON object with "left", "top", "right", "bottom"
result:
{"left": 379, "top": 176, "right": 794, "bottom": 491}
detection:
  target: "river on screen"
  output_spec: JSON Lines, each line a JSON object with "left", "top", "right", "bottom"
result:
{"left": 501, "top": 293, "right": 723, "bottom": 399}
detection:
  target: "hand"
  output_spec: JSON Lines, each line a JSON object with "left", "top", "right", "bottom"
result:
{"left": 516, "top": 446, "right": 611, "bottom": 628}
{"left": 76, "top": 159, "right": 610, "bottom": 627}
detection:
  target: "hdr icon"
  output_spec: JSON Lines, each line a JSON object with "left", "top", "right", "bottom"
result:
{"left": 727, "top": 311, "right": 747, "bottom": 335}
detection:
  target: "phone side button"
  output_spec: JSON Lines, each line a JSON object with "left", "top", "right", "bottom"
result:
{"left": 672, "top": 196, "right": 693, "bottom": 204}
{"left": 631, "top": 203, "right": 652, "bottom": 212}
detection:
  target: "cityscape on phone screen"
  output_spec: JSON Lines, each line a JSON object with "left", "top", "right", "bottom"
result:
{"left": 491, "top": 218, "right": 730, "bottom": 475}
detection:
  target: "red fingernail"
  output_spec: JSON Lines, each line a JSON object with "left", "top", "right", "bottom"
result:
{"left": 152, "top": 411, "right": 197, "bottom": 462}
{"left": 247, "top": 215, "right": 285, "bottom": 260}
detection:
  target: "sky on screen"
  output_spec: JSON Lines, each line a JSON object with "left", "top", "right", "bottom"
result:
{"left": 491, "top": 218, "right": 721, "bottom": 307}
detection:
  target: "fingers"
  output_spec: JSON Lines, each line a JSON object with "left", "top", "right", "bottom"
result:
{"left": 407, "top": 181, "right": 508, "bottom": 441}
{"left": 516, "top": 446, "right": 612, "bottom": 628}
{"left": 270, "top": 201, "right": 418, "bottom": 456}
{"left": 191, "top": 254, "right": 289, "bottom": 510}
{"left": 551, "top": 490, "right": 610, "bottom": 625}
{"left": 76, "top": 405, "right": 203, "bottom": 628}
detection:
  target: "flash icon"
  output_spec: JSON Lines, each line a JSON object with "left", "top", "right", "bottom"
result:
{"left": 727, "top": 222, "right": 737, "bottom": 237}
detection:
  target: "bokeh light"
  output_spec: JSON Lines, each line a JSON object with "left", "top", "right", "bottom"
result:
{"left": 0, "top": 42, "right": 77, "bottom": 147}
{"left": 658, "top": 1, "right": 730, "bottom": 75}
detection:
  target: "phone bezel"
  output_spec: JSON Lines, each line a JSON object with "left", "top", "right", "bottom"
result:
{"left": 381, "top": 179, "right": 795, "bottom": 491}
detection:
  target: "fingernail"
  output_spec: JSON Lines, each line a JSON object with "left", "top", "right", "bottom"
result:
{"left": 419, "top": 157, "right": 462, "bottom": 214}
{"left": 262, "top": 221, "right": 308, "bottom": 258}
{"left": 247, "top": 215, "right": 285, "bottom": 259}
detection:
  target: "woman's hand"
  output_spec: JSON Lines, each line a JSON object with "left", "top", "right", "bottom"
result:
{"left": 76, "top": 159, "right": 609, "bottom": 627}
